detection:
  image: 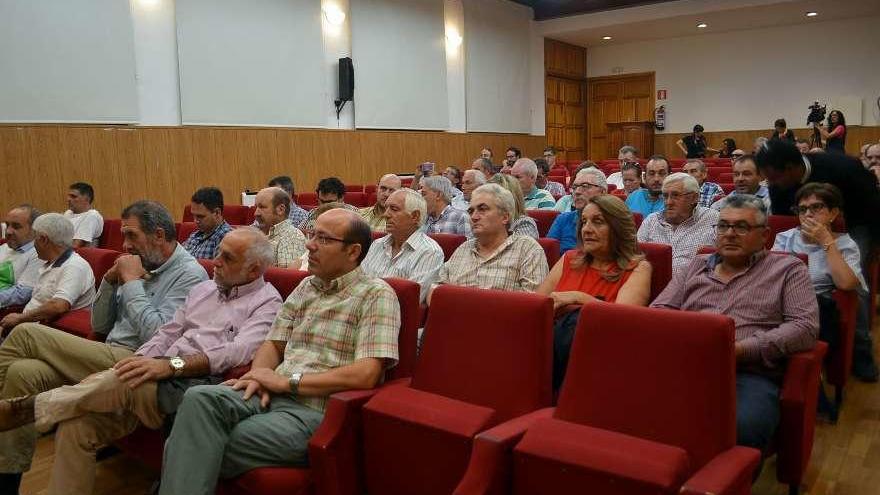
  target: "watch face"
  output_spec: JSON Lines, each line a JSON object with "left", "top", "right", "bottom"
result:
{"left": 170, "top": 357, "right": 185, "bottom": 369}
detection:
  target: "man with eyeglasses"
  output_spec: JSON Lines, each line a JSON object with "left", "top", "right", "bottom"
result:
{"left": 756, "top": 139, "right": 880, "bottom": 381}
{"left": 359, "top": 174, "right": 402, "bottom": 232}
{"left": 548, "top": 169, "right": 607, "bottom": 253}
{"left": 652, "top": 194, "right": 817, "bottom": 456}
{"left": 626, "top": 155, "right": 669, "bottom": 218}
{"left": 637, "top": 173, "right": 719, "bottom": 275}
{"left": 501, "top": 147, "right": 521, "bottom": 174}
{"left": 253, "top": 187, "right": 307, "bottom": 269}
{"left": 711, "top": 155, "right": 770, "bottom": 211}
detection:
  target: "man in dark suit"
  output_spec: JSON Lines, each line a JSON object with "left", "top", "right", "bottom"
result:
{"left": 756, "top": 140, "right": 880, "bottom": 382}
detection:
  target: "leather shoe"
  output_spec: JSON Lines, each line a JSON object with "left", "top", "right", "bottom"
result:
{"left": 0, "top": 396, "right": 35, "bottom": 431}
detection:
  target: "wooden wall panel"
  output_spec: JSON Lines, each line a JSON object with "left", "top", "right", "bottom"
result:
{"left": 544, "top": 39, "right": 585, "bottom": 80}
{"left": 0, "top": 125, "right": 546, "bottom": 221}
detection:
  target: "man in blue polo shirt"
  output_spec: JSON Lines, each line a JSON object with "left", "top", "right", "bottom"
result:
{"left": 626, "top": 155, "right": 668, "bottom": 217}
{"left": 548, "top": 168, "right": 607, "bottom": 253}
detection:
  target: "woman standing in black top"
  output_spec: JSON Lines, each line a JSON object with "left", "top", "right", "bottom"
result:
{"left": 817, "top": 110, "right": 847, "bottom": 153}
{"left": 676, "top": 124, "right": 718, "bottom": 158}
{"left": 771, "top": 118, "right": 796, "bottom": 143}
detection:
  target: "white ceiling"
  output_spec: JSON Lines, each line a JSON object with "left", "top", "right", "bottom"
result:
{"left": 537, "top": 0, "right": 880, "bottom": 47}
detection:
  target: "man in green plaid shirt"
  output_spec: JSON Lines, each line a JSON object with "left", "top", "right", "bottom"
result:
{"left": 159, "top": 209, "right": 400, "bottom": 495}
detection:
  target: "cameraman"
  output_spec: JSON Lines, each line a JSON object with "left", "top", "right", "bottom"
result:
{"left": 816, "top": 110, "right": 847, "bottom": 153}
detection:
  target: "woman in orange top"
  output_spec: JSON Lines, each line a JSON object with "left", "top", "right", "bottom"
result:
{"left": 537, "top": 194, "right": 652, "bottom": 389}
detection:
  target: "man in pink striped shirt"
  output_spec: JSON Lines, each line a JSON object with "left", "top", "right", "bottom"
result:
{"left": 652, "top": 194, "right": 818, "bottom": 454}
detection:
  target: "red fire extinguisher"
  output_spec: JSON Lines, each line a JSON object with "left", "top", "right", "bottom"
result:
{"left": 655, "top": 105, "right": 666, "bottom": 131}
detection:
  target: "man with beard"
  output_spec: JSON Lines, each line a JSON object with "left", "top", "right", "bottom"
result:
{"left": 625, "top": 155, "right": 669, "bottom": 217}
{"left": 0, "top": 200, "right": 207, "bottom": 494}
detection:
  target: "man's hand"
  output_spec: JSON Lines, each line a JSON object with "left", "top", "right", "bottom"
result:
{"left": 800, "top": 217, "right": 833, "bottom": 246}
{"left": 104, "top": 262, "right": 121, "bottom": 284}
{"left": 114, "top": 356, "right": 173, "bottom": 388}
{"left": 116, "top": 255, "right": 147, "bottom": 283}
{"left": 0, "top": 313, "right": 26, "bottom": 331}
{"left": 224, "top": 368, "right": 289, "bottom": 408}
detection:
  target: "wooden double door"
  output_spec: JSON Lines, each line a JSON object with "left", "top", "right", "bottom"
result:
{"left": 546, "top": 76, "right": 586, "bottom": 162}
{"left": 588, "top": 72, "right": 655, "bottom": 160}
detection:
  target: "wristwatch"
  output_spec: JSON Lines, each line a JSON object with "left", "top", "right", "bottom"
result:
{"left": 169, "top": 356, "right": 186, "bottom": 378}
{"left": 289, "top": 372, "right": 303, "bottom": 395}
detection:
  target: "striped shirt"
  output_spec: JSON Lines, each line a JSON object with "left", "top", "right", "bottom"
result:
{"left": 434, "top": 234, "right": 549, "bottom": 293}
{"left": 652, "top": 251, "right": 818, "bottom": 378}
{"left": 524, "top": 186, "right": 557, "bottom": 210}
{"left": 267, "top": 219, "right": 306, "bottom": 268}
{"left": 510, "top": 216, "right": 539, "bottom": 239}
{"left": 361, "top": 231, "right": 444, "bottom": 303}
{"left": 423, "top": 204, "right": 472, "bottom": 238}
{"left": 289, "top": 203, "right": 310, "bottom": 228}
{"left": 698, "top": 182, "right": 725, "bottom": 207}
{"left": 637, "top": 206, "right": 719, "bottom": 276}
{"left": 544, "top": 181, "right": 566, "bottom": 197}
{"left": 182, "top": 222, "right": 232, "bottom": 260}
{"left": 269, "top": 267, "right": 400, "bottom": 412}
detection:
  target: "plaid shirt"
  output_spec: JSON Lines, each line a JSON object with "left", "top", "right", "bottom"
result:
{"left": 269, "top": 267, "right": 400, "bottom": 412}
{"left": 361, "top": 231, "right": 444, "bottom": 303}
{"left": 289, "top": 203, "right": 310, "bottom": 227}
{"left": 423, "top": 204, "right": 472, "bottom": 237}
{"left": 360, "top": 204, "right": 387, "bottom": 232}
{"left": 268, "top": 219, "right": 306, "bottom": 268}
{"left": 544, "top": 181, "right": 566, "bottom": 197}
{"left": 435, "top": 234, "right": 548, "bottom": 293}
{"left": 524, "top": 187, "right": 557, "bottom": 210}
{"left": 637, "top": 206, "right": 719, "bottom": 276}
{"left": 182, "top": 222, "right": 232, "bottom": 260}
{"left": 699, "top": 182, "right": 725, "bottom": 207}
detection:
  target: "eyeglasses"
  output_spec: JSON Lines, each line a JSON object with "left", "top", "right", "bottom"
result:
{"left": 792, "top": 203, "right": 827, "bottom": 215}
{"left": 713, "top": 222, "right": 765, "bottom": 235}
{"left": 307, "top": 232, "right": 350, "bottom": 245}
{"left": 731, "top": 153, "right": 745, "bottom": 158}
{"left": 543, "top": 153, "right": 554, "bottom": 158}
{"left": 571, "top": 182, "right": 600, "bottom": 191}
{"left": 661, "top": 191, "right": 695, "bottom": 201}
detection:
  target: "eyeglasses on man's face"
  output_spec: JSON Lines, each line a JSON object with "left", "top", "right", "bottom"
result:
{"left": 793, "top": 203, "right": 827, "bottom": 215}
{"left": 661, "top": 191, "right": 695, "bottom": 201}
{"left": 307, "top": 231, "right": 350, "bottom": 246}
{"left": 571, "top": 182, "right": 600, "bottom": 191}
{"left": 713, "top": 222, "right": 765, "bottom": 235}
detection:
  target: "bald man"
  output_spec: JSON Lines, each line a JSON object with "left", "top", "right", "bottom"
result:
{"left": 252, "top": 187, "right": 306, "bottom": 268}
{"left": 360, "top": 174, "right": 402, "bottom": 232}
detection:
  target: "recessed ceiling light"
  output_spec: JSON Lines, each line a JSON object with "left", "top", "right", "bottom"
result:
{"left": 696, "top": 22, "right": 708, "bottom": 28}
{"left": 806, "top": 11, "right": 818, "bottom": 17}
{"left": 602, "top": 36, "right": 612, "bottom": 40}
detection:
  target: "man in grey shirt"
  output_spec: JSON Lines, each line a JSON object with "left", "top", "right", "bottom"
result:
{"left": 0, "top": 201, "right": 207, "bottom": 494}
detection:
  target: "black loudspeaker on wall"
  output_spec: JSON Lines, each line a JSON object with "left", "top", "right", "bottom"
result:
{"left": 335, "top": 57, "right": 354, "bottom": 119}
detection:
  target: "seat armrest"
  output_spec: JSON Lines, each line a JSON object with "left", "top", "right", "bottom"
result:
{"left": 680, "top": 446, "right": 761, "bottom": 495}
{"left": 453, "top": 408, "right": 555, "bottom": 495}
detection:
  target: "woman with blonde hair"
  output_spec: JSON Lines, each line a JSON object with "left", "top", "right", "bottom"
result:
{"left": 488, "top": 173, "right": 539, "bottom": 238}
{"left": 537, "top": 194, "right": 652, "bottom": 389}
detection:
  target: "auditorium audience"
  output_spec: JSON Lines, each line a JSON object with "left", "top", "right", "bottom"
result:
{"left": 637, "top": 172, "right": 719, "bottom": 275}
{"left": 865, "top": 143, "right": 880, "bottom": 183}
{"left": 718, "top": 138, "right": 737, "bottom": 158}
{"left": 512, "top": 158, "right": 555, "bottom": 210}
{"left": 13, "top": 228, "right": 282, "bottom": 495}
{"left": 290, "top": 202, "right": 342, "bottom": 271}
{"left": 158, "top": 209, "right": 400, "bottom": 495}
{"left": 625, "top": 155, "right": 668, "bottom": 217}
{"left": 535, "top": 158, "right": 566, "bottom": 197}
{"left": 542, "top": 146, "right": 557, "bottom": 168}
{"left": 757, "top": 139, "right": 880, "bottom": 381}
{"left": 420, "top": 176, "right": 472, "bottom": 237}
{"left": 683, "top": 159, "right": 724, "bottom": 207}
{"left": 771, "top": 118, "right": 796, "bottom": 143}
{"left": 677, "top": 124, "right": 717, "bottom": 158}
{"left": 442, "top": 166, "right": 463, "bottom": 192}
{"left": 253, "top": 187, "right": 307, "bottom": 268}
{"left": 182, "top": 187, "right": 232, "bottom": 260}
{"left": 0, "top": 205, "right": 41, "bottom": 310}
{"left": 452, "top": 169, "right": 486, "bottom": 211}
{"left": 501, "top": 147, "right": 521, "bottom": 173}
{"left": 606, "top": 145, "right": 638, "bottom": 189}
{"left": 620, "top": 161, "right": 643, "bottom": 195}
{"left": 816, "top": 110, "right": 846, "bottom": 153}
{"left": 0, "top": 201, "right": 207, "bottom": 493}
{"left": 480, "top": 147, "right": 493, "bottom": 160}
{"left": 537, "top": 194, "right": 652, "bottom": 389}
{"left": 471, "top": 157, "right": 496, "bottom": 180}
{"left": 300, "top": 177, "right": 359, "bottom": 231}
{"left": 362, "top": 189, "right": 444, "bottom": 303}
{"left": 0, "top": 213, "right": 95, "bottom": 333}
{"left": 429, "top": 184, "right": 548, "bottom": 302}
{"left": 652, "top": 194, "right": 818, "bottom": 453}
{"left": 267, "top": 176, "right": 310, "bottom": 228}
{"left": 63, "top": 182, "right": 103, "bottom": 248}
{"left": 730, "top": 149, "right": 746, "bottom": 160}
{"left": 488, "top": 174, "right": 540, "bottom": 238}
{"left": 555, "top": 160, "right": 600, "bottom": 212}
{"left": 711, "top": 155, "right": 770, "bottom": 210}
{"left": 359, "top": 174, "right": 401, "bottom": 232}
{"left": 548, "top": 168, "right": 608, "bottom": 253}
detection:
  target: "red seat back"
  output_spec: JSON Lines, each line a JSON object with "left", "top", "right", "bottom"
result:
{"left": 345, "top": 184, "right": 364, "bottom": 193}
{"left": 427, "top": 233, "right": 466, "bottom": 262}
{"left": 176, "top": 222, "right": 198, "bottom": 243}
{"left": 295, "top": 192, "right": 318, "bottom": 208}
{"left": 537, "top": 237, "right": 560, "bottom": 268}
{"left": 98, "top": 219, "right": 124, "bottom": 252}
{"left": 74, "top": 247, "right": 121, "bottom": 288}
{"left": 632, "top": 212, "right": 643, "bottom": 229}
{"left": 264, "top": 268, "right": 310, "bottom": 300}
{"left": 525, "top": 209, "right": 559, "bottom": 237}
{"left": 414, "top": 285, "right": 554, "bottom": 423}
{"left": 197, "top": 258, "right": 214, "bottom": 279}
{"left": 183, "top": 205, "right": 250, "bottom": 225}
{"left": 345, "top": 192, "right": 369, "bottom": 207}
{"left": 767, "top": 215, "right": 846, "bottom": 249}
{"left": 364, "top": 184, "right": 378, "bottom": 195}
{"left": 382, "top": 278, "right": 420, "bottom": 380}
{"left": 639, "top": 242, "right": 672, "bottom": 302}
{"left": 557, "top": 302, "right": 737, "bottom": 469}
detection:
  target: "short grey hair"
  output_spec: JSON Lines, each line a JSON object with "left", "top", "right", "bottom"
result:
{"left": 576, "top": 168, "right": 608, "bottom": 191}
{"left": 233, "top": 227, "right": 274, "bottom": 274}
{"left": 392, "top": 188, "right": 428, "bottom": 227}
{"left": 663, "top": 172, "right": 699, "bottom": 193}
{"left": 32, "top": 213, "right": 74, "bottom": 249}
{"left": 512, "top": 158, "right": 538, "bottom": 179}
{"left": 464, "top": 169, "right": 487, "bottom": 186}
{"left": 685, "top": 159, "right": 706, "bottom": 172}
{"left": 121, "top": 200, "right": 176, "bottom": 242}
{"left": 718, "top": 194, "right": 768, "bottom": 225}
{"left": 421, "top": 176, "right": 456, "bottom": 204}
{"left": 619, "top": 145, "right": 639, "bottom": 156}
{"left": 12, "top": 204, "right": 41, "bottom": 226}
{"left": 471, "top": 183, "right": 516, "bottom": 219}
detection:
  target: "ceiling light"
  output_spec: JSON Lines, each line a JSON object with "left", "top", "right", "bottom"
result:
{"left": 696, "top": 22, "right": 708, "bottom": 28}
{"left": 602, "top": 36, "right": 612, "bottom": 40}
{"left": 806, "top": 11, "right": 818, "bottom": 17}
{"left": 446, "top": 27, "right": 463, "bottom": 50}
{"left": 322, "top": 4, "right": 346, "bottom": 26}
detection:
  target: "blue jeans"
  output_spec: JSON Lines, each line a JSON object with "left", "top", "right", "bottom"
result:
{"left": 736, "top": 373, "right": 780, "bottom": 452}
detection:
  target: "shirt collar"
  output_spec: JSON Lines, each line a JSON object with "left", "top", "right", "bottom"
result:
{"left": 150, "top": 243, "right": 185, "bottom": 276}
{"left": 13, "top": 240, "right": 35, "bottom": 254}
{"left": 430, "top": 205, "right": 451, "bottom": 222}
{"left": 309, "top": 266, "right": 364, "bottom": 294}
{"left": 801, "top": 155, "right": 812, "bottom": 184}
{"left": 470, "top": 234, "right": 515, "bottom": 261}
{"left": 704, "top": 249, "right": 767, "bottom": 271}
{"left": 48, "top": 248, "right": 74, "bottom": 268}
{"left": 217, "top": 275, "right": 266, "bottom": 301}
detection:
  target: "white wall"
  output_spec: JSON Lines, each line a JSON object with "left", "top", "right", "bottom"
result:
{"left": 587, "top": 16, "right": 880, "bottom": 133}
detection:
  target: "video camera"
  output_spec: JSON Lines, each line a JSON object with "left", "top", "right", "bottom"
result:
{"left": 806, "top": 101, "right": 827, "bottom": 126}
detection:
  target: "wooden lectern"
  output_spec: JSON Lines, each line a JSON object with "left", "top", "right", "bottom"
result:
{"left": 606, "top": 121, "right": 655, "bottom": 159}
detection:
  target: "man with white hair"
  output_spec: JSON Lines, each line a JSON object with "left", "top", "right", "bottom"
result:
{"left": 421, "top": 176, "right": 472, "bottom": 237}
{"left": 453, "top": 169, "right": 486, "bottom": 211}
{"left": 1, "top": 228, "right": 282, "bottom": 495}
{"left": 360, "top": 174, "right": 402, "bottom": 232}
{"left": 638, "top": 172, "right": 719, "bottom": 275}
{"left": 0, "top": 213, "right": 95, "bottom": 332}
{"left": 511, "top": 158, "right": 556, "bottom": 210}
{"left": 606, "top": 145, "right": 639, "bottom": 189}
{"left": 471, "top": 158, "right": 496, "bottom": 180}
{"left": 428, "top": 184, "right": 548, "bottom": 303}
{"left": 362, "top": 189, "right": 444, "bottom": 303}
{"left": 548, "top": 168, "right": 608, "bottom": 253}
{"left": 683, "top": 159, "right": 725, "bottom": 207}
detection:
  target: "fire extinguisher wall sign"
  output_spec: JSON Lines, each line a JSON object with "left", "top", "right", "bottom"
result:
{"left": 655, "top": 105, "right": 666, "bottom": 131}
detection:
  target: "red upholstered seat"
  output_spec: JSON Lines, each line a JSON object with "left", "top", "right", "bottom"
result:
{"left": 364, "top": 184, "right": 377, "bottom": 195}
{"left": 454, "top": 302, "right": 760, "bottom": 495}
{"left": 345, "top": 184, "right": 364, "bottom": 193}
{"left": 525, "top": 210, "right": 559, "bottom": 237}
{"left": 263, "top": 268, "right": 309, "bottom": 299}
{"left": 197, "top": 258, "right": 215, "bottom": 279}
{"left": 370, "top": 230, "right": 385, "bottom": 241}
{"left": 345, "top": 192, "right": 368, "bottom": 207}
{"left": 828, "top": 290, "right": 858, "bottom": 407}
{"left": 537, "top": 238, "right": 560, "bottom": 268}
{"left": 98, "top": 219, "right": 124, "bottom": 251}
{"left": 360, "top": 286, "right": 554, "bottom": 495}
{"left": 176, "top": 222, "right": 198, "bottom": 243}
{"left": 295, "top": 193, "right": 318, "bottom": 208}
{"left": 183, "top": 205, "right": 251, "bottom": 225}
{"left": 638, "top": 242, "right": 672, "bottom": 302}
{"left": 632, "top": 212, "right": 643, "bottom": 229}
{"left": 718, "top": 183, "right": 734, "bottom": 194}
{"left": 428, "top": 233, "right": 467, "bottom": 261}
{"left": 51, "top": 248, "right": 122, "bottom": 340}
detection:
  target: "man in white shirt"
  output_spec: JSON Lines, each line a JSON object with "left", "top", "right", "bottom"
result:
{"left": 0, "top": 205, "right": 42, "bottom": 309}
{"left": 362, "top": 189, "right": 444, "bottom": 303}
{"left": 452, "top": 169, "right": 487, "bottom": 211}
{"left": 0, "top": 213, "right": 95, "bottom": 332}
{"left": 63, "top": 182, "right": 103, "bottom": 247}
